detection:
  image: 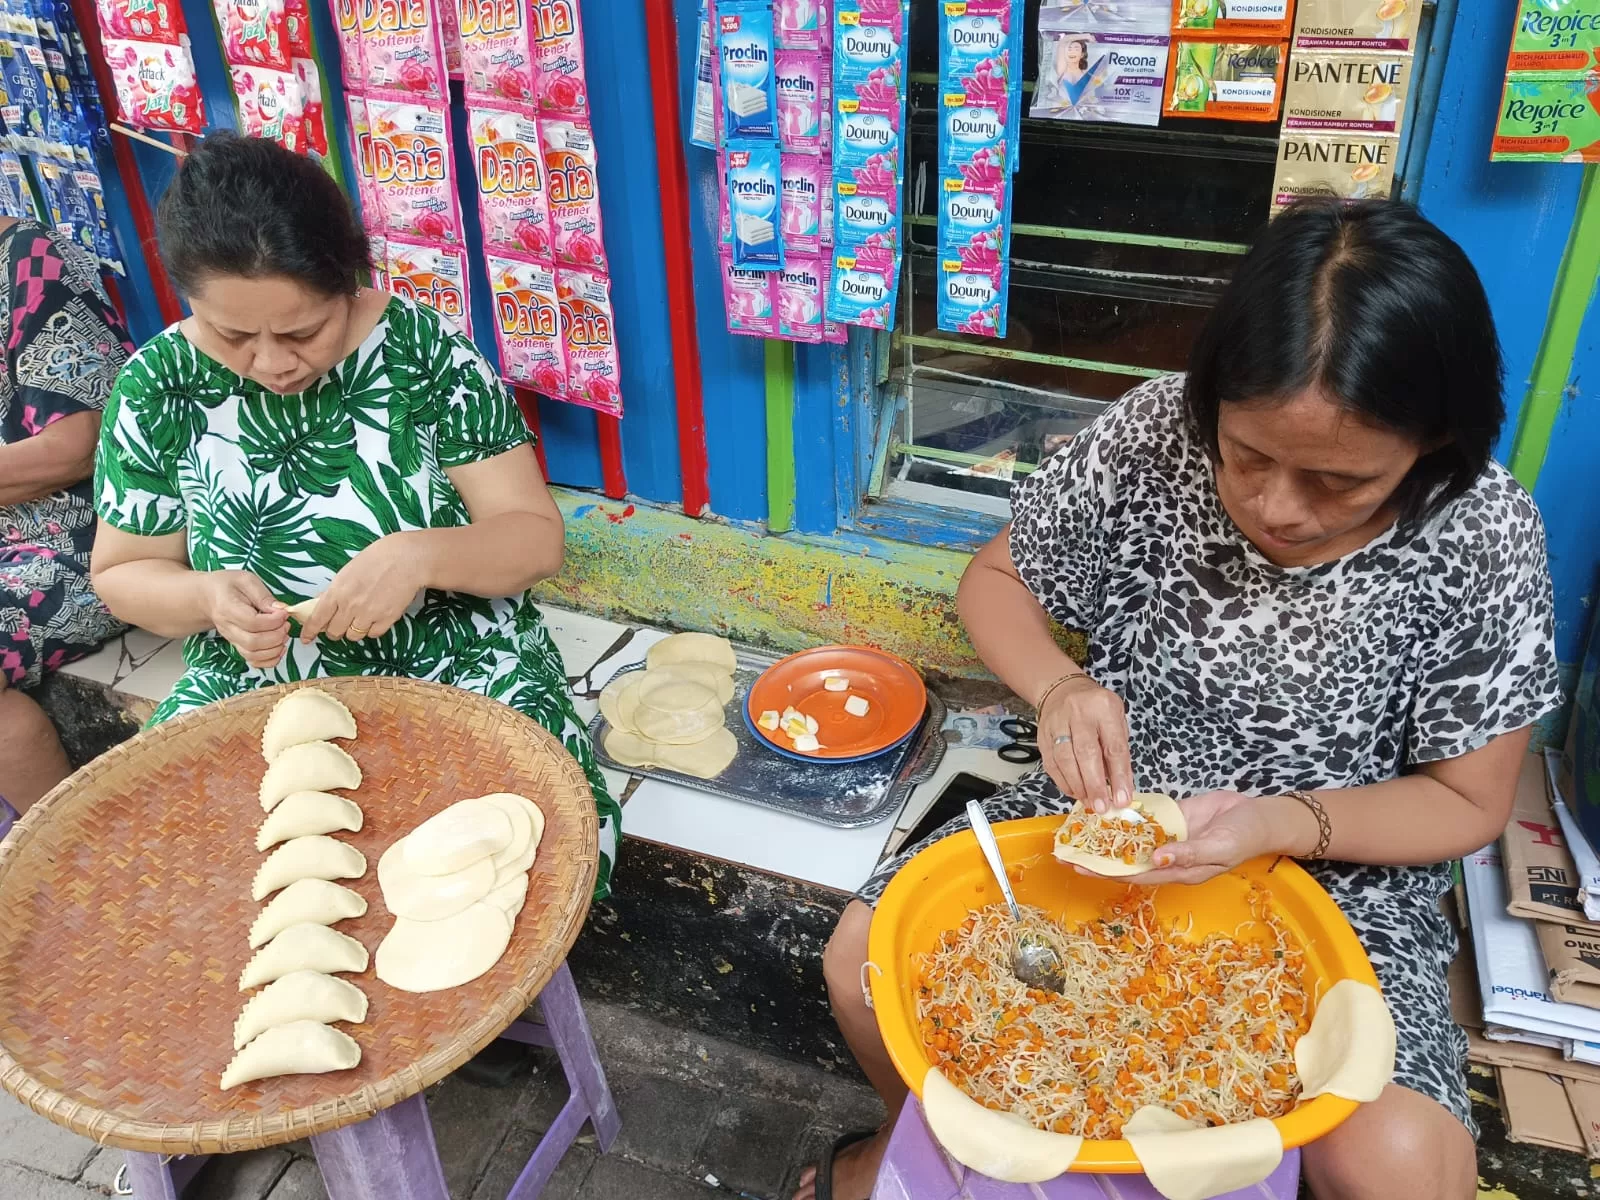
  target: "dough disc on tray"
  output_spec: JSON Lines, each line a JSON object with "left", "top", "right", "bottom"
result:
{"left": 376, "top": 903, "right": 513, "bottom": 993}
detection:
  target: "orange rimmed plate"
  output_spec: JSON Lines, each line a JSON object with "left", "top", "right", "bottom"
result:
{"left": 745, "top": 645, "right": 927, "bottom": 761}
{"left": 868, "top": 816, "right": 1377, "bottom": 1171}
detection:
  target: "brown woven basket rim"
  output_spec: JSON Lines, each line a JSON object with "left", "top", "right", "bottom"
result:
{"left": 0, "top": 677, "right": 598, "bottom": 1153}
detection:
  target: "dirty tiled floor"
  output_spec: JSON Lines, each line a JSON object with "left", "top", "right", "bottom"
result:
{"left": 0, "top": 999, "right": 885, "bottom": 1200}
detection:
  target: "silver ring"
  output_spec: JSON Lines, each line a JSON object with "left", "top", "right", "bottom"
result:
{"left": 1053, "top": 734, "right": 1073, "bottom": 746}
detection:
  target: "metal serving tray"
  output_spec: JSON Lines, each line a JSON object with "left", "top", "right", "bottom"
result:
{"left": 588, "top": 647, "right": 947, "bottom": 829}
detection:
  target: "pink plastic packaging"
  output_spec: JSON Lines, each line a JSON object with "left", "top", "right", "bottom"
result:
{"left": 214, "top": 0, "right": 291, "bottom": 70}
{"left": 469, "top": 105, "right": 551, "bottom": 256}
{"left": 531, "top": 0, "right": 587, "bottom": 114}
{"left": 439, "top": 0, "right": 463, "bottom": 77}
{"left": 347, "top": 94, "right": 380, "bottom": 224}
{"left": 776, "top": 254, "right": 824, "bottom": 342}
{"left": 780, "top": 153, "right": 823, "bottom": 255}
{"left": 295, "top": 59, "right": 328, "bottom": 156}
{"left": 96, "top": 0, "right": 183, "bottom": 43}
{"left": 387, "top": 237, "right": 472, "bottom": 336}
{"left": 542, "top": 117, "right": 605, "bottom": 270}
{"left": 231, "top": 65, "right": 304, "bottom": 150}
{"left": 720, "top": 250, "right": 775, "bottom": 337}
{"left": 102, "top": 39, "right": 206, "bottom": 134}
{"left": 359, "top": 0, "right": 448, "bottom": 102}
{"left": 286, "top": 0, "right": 313, "bottom": 56}
{"left": 774, "top": 0, "right": 821, "bottom": 49}
{"left": 369, "top": 234, "right": 389, "bottom": 289}
{"left": 368, "top": 97, "right": 462, "bottom": 242}
{"left": 459, "top": 0, "right": 538, "bottom": 104}
{"left": 488, "top": 251, "right": 566, "bottom": 396}
{"left": 776, "top": 50, "right": 825, "bottom": 153}
{"left": 326, "top": 0, "right": 363, "bottom": 88}
{"left": 557, "top": 268, "right": 622, "bottom": 415}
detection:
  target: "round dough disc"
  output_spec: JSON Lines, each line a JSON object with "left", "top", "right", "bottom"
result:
{"left": 634, "top": 681, "right": 724, "bottom": 744}
{"left": 487, "top": 874, "right": 529, "bottom": 919}
{"left": 603, "top": 727, "right": 659, "bottom": 768}
{"left": 483, "top": 794, "right": 535, "bottom": 870}
{"left": 639, "top": 663, "right": 735, "bottom": 706}
{"left": 598, "top": 673, "right": 645, "bottom": 732}
{"left": 1051, "top": 792, "right": 1188, "bottom": 877}
{"left": 403, "top": 798, "right": 513, "bottom": 876}
{"left": 657, "top": 727, "right": 738, "bottom": 779}
{"left": 376, "top": 903, "right": 513, "bottom": 993}
{"left": 646, "top": 632, "right": 737, "bottom": 674}
{"left": 379, "top": 838, "right": 496, "bottom": 921}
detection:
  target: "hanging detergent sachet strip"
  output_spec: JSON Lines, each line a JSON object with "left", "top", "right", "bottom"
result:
{"left": 557, "top": 266, "right": 623, "bottom": 415}
{"left": 367, "top": 95, "right": 465, "bottom": 243}
{"left": 727, "top": 143, "right": 783, "bottom": 268}
{"left": 719, "top": 0, "right": 778, "bottom": 142}
{"left": 720, "top": 247, "right": 776, "bottom": 336}
{"left": 359, "top": 0, "right": 448, "bottom": 101}
{"left": 827, "top": 0, "right": 905, "bottom": 329}
{"left": 387, "top": 236, "right": 473, "bottom": 335}
{"left": 458, "top": 0, "right": 537, "bottom": 105}
{"left": 532, "top": 0, "right": 590, "bottom": 114}
{"left": 470, "top": 104, "right": 552, "bottom": 257}
{"left": 936, "top": 0, "right": 1013, "bottom": 337}
{"left": 487, "top": 250, "right": 566, "bottom": 396}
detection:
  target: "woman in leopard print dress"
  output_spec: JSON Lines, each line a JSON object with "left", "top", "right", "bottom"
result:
{"left": 796, "top": 200, "right": 1561, "bottom": 1200}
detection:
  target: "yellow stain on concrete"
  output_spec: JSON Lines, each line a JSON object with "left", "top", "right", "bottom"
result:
{"left": 537, "top": 491, "right": 987, "bottom": 678}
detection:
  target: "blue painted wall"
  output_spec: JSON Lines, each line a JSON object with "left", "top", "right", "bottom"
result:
{"left": 1415, "top": 0, "right": 1584, "bottom": 464}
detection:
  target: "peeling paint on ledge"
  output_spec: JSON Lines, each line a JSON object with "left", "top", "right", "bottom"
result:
{"left": 535, "top": 491, "right": 990, "bottom": 678}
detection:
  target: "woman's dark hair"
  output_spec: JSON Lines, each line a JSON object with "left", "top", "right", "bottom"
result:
{"left": 1184, "top": 198, "right": 1504, "bottom": 524}
{"left": 157, "top": 132, "right": 372, "bottom": 298}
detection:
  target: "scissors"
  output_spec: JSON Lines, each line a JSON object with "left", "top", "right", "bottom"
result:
{"left": 997, "top": 717, "right": 1043, "bottom": 764}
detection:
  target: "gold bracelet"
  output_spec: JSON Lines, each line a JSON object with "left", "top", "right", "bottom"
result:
{"left": 1034, "top": 671, "right": 1096, "bottom": 715}
{"left": 1287, "top": 790, "right": 1332, "bottom": 859}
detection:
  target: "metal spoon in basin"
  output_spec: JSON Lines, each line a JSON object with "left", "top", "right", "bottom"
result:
{"left": 965, "top": 799, "right": 1065, "bottom": 995}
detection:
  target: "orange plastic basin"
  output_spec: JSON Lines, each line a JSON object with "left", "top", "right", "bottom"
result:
{"left": 867, "top": 815, "right": 1378, "bottom": 1172}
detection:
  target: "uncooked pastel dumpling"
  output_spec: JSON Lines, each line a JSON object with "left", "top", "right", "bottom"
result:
{"left": 249, "top": 878, "right": 368, "bottom": 949}
{"left": 257, "top": 791, "right": 364, "bottom": 852}
{"left": 252, "top": 835, "right": 367, "bottom": 902}
{"left": 646, "top": 632, "right": 737, "bottom": 674}
{"left": 220, "top": 1020, "right": 361, "bottom": 1090}
{"left": 401, "top": 799, "right": 513, "bottom": 876}
{"left": 377, "top": 838, "right": 495, "bottom": 921}
{"left": 260, "top": 741, "right": 361, "bottom": 811}
{"left": 261, "top": 689, "right": 357, "bottom": 762}
{"left": 233, "top": 971, "right": 369, "bottom": 1049}
{"left": 240, "top": 923, "right": 369, "bottom": 991}
{"left": 375, "top": 903, "right": 511, "bottom": 993}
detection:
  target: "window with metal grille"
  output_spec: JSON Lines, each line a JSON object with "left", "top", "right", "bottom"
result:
{"left": 862, "top": 0, "right": 1440, "bottom": 525}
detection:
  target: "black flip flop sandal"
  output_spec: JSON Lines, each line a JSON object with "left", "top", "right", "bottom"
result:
{"left": 814, "top": 1129, "right": 879, "bottom": 1200}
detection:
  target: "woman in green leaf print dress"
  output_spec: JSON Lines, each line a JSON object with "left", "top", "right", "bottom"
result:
{"left": 88, "top": 133, "right": 621, "bottom": 897}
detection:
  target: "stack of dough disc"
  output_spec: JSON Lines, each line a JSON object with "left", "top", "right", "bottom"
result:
{"left": 221, "top": 688, "right": 371, "bottom": 1091}
{"left": 598, "top": 632, "right": 739, "bottom": 780}
{"left": 374, "top": 793, "right": 545, "bottom": 993}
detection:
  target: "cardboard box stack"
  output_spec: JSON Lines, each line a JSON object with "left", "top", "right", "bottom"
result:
{"left": 1456, "top": 749, "right": 1600, "bottom": 1155}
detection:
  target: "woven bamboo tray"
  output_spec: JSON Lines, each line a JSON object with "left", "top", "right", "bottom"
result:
{"left": 0, "top": 676, "right": 598, "bottom": 1155}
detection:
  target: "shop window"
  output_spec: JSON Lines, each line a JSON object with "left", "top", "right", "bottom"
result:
{"left": 851, "top": 0, "right": 1443, "bottom": 544}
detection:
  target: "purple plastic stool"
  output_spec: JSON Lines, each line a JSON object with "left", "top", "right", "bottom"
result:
{"left": 873, "top": 1098, "right": 1302, "bottom": 1200}
{"left": 118, "top": 961, "right": 619, "bottom": 1200}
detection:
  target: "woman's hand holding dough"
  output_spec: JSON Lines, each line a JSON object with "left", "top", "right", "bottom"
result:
{"left": 299, "top": 534, "right": 424, "bottom": 643}
{"left": 1114, "top": 790, "right": 1319, "bottom": 886}
{"left": 1037, "top": 674, "right": 1134, "bottom": 813}
{"left": 205, "top": 570, "right": 289, "bottom": 669}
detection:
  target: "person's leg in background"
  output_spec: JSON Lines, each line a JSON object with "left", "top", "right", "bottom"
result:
{"left": 0, "top": 674, "right": 72, "bottom": 814}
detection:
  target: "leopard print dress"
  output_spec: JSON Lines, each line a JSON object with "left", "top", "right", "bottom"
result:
{"left": 859, "top": 374, "right": 1563, "bottom": 1133}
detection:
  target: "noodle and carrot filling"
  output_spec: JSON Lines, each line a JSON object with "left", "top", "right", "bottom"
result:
{"left": 913, "top": 888, "right": 1311, "bottom": 1140}
{"left": 1056, "top": 806, "right": 1171, "bottom": 865}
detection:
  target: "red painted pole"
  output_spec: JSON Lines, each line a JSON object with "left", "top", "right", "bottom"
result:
{"left": 512, "top": 386, "right": 551, "bottom": 479}
{"left": 69, "top": 0, "right": 185, "bottom": 326}
{"left": 597, "top": 413, "right": 627, "bottom": 499}
{"left": 642, "top": 0, "right": 711, "bottom": 518}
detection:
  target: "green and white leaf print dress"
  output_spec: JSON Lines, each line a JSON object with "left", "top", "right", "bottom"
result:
{"left": 94, "top": 296, "right": 619, "bottom": 898}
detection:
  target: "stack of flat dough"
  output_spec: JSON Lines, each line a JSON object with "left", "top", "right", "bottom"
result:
{"left": 598, "top": 632, "right": 739, "bottom": 780}
{"left": 221, "top": 689, "right": 371, "bottom": 1091}
{"left": 373, "top": 792, "right": 544, "bottom": 993}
